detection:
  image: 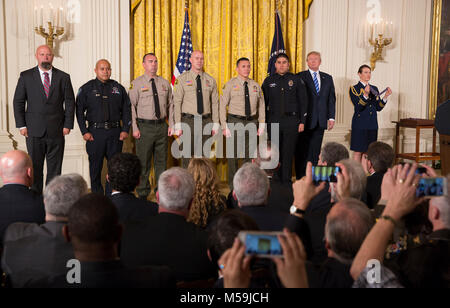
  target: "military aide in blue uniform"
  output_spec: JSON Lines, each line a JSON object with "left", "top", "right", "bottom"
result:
{"left": 76, "top": 59, "right": 132, "bottom": 195}
{"left": 349, "top": 64, "right": 392, "bottom": 163}
{"left": 262, "top": 53, "right": 308, "bottom": 184}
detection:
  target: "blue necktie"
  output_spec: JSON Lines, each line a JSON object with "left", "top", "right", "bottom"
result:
{"left": 313, "top": 72, "right": 320, "bottom": 94}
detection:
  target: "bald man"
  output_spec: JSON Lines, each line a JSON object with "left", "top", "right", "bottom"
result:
{"left": 173, "top": 51, "right": 220, "bottom": 168}
{"left": 0, "top": 151, "right": 45, "bottom": 246}
{"left": 13, "top": 45, "right": 75, "bottom": 193}
{"left": 76, "top": 59, "right": 131, "bottom": 195}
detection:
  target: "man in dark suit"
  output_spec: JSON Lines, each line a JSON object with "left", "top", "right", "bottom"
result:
{"left": 107, "top": 153, "right": 158, "bottom": 222}
{"left": 295, "top": 51, "right": 336, "bottom": 179}
{"left": 364, "top": 141, "right": 395, "bottom": 209}
{"left": 32, "top": 194, "right": 175, "bottom": 288}
{"left": 120, "top": 168, "right": 216, "bottom": 282}
{"left": 0, "top": 151, "right": 45, "bottom": 247}
{"left": 1, "top": 174, "right": 88, "bottom": 287}
{"left": 13, "top": 45, "right": 75, "bottom": 193}
{"left": 233, "top": 163, "right": 288, "bottom": 231}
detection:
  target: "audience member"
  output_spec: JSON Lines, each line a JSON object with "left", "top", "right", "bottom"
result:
{"left": 207, "top": 210, "right": 282, "bottom": 288}
{"left": 120, "top": 168, "right": 217, "bottom": 282}
{"left": 364, "top": 141, "right": 395, "bottom": 208}
{"left": 306, "top": 142, "right": 350, "bottom": 213}
{"left": 2, "top": 174, "right": 87, "bottom": 287}
{"left": 288, "top": 162, "right": 373, "bottom": 287}
{"left": 295, "top": 159, "right": 367, "bottom": 264}
{"left": 107, "top": 153, "right": 158, "bottom": 222}
{"left": 218, "top": 229, "right": 309, "bottom": 288}
{"left": 254, "top": 142, "right": 294, "bottom": 214}
{"left": 233, "top": 163, "right": 288, "bottom": 231}
{"left": 36, "top": 194, "right": 175, "bottom": 288}
{"left": 352, "top": 165, "right": 449, "bottom": 288}
{"left": 0, "top": 151, "right": 45, "bottom": 246}
{"left": 227, "top": 142, "right": 294, "bottom": 214}
{"left": 187, "top": 158, "right": 226, "bottom": 228}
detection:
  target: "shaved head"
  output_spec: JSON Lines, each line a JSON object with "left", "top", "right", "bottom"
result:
{"left": 95, "top": 59, "right": 112, "bottom": 83}
{"left": 190, "top": 51, "right": 204, "bottom": 73}
{"left": 0, "top": 150, "right": 33, "bottom": 184}
{"left": 35, "top": 45, "right": 54, "bottom": 70}
{"left": 95, "top": 59, "right": 111, "bottom": 69}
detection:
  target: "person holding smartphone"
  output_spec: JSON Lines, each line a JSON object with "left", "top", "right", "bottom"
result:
{"left": 349, "top": 65, "right": 392, "bottom": 164}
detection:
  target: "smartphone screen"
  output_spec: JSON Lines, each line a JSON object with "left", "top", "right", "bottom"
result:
{"left": 415, "top": 167, "right": 427, "bottom": 175}
{"left": 312, "top": 166, "right": 341, "bottom": 183}
{"left": 242, "top": 233, "right": 283, "bottom": 258}
{"left": 416, "top": 177, "right": 448, "bottom": 198}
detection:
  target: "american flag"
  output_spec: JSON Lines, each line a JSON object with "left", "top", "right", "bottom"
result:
{"left": 172, "top": 10, "right": 193, "bottom": 86}
{"left": 267, "top": 12, "right": 286, "bottom": 76}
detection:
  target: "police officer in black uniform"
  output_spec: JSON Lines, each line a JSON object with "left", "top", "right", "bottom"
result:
{"left": 262, "top": 53, "right": 308, "bottom": 184}
{"left": 76, "top": 59, "right": 131, "bottom": 195}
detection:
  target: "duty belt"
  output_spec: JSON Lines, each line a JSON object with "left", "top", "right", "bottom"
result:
{"left": 228, "top": 114, "right": 257, "bottom": 121}
{"left": 90, "top": 121, "right": 120, "bottom": 130}
{"left": 182, "top": 113, "right": 211, "bottom": 119}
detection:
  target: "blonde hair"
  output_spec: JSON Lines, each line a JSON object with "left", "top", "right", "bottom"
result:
{"left": 187, "top": 158, "right": 225, "bottom": 228}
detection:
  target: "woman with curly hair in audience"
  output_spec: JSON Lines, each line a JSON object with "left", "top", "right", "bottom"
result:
{"left": 187, "top": 158, "right": 226, "bottom": 228}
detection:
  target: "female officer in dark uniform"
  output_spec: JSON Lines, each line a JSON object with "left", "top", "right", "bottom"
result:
{"left": 349, "top": 65, "right": 392, "bottom": 163}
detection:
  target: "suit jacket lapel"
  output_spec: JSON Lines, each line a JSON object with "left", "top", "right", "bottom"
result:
{"left": 320, "top": 73, "right": 327, "bottom": 91}
{"left": 305, "top": 71, "right": 319, "bottom": 96}
{"left": 48, "top": 68, "right": 58, "bottom": 100}
{"left": 33, "top": 67, "right": 48, "bottom": 99}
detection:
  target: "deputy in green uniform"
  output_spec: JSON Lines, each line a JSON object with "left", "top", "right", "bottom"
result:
{"left": 173, "top": 51, "right": 220, "bottom": 168}
{"left": 220, "top": 57, "right": 265, "bottom": 189}
{"left": 129, "top": 53, "right": 174, "bottom": 199}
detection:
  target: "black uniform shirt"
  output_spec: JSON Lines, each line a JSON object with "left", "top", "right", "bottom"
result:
{"left": 262, "top": 72, "right": 308, "bottom": 123}
{"left": 76, "top": 79, "right": 131, "bottom": 135}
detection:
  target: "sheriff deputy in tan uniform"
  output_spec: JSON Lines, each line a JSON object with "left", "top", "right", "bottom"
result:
{"left": 173, "top": 50, "right": 220, "bottom": 168}
{"left": 129, "top": 53, "right": 174, "bottom": 199}
{"left": 220, "top": 57, "right": 265, "bottom": 189}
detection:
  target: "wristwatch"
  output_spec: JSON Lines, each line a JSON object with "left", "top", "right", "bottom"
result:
{"left": 290, "top": 205, "right": 306, "bottom": 215}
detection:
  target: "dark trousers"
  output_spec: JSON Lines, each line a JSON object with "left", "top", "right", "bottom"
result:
{"left": 269, "top": 115, "right": 300, "bottom": 184}
{"left": 86, "top": 127, "right": 123, "bottom": 195}
{"left": 227, "top": 116, "right": 257, "bottom": 189}
{"left": 295, "top": 126, "right": 325, "bottom": 179}
{"left": 181, "top": 115, "right": 212, "bottom": 168}
{"left": 135, "top": 121, "right": 168, "bottom": 198}
{"left": 26, "top": 133, "right": 65, "bottom": 194}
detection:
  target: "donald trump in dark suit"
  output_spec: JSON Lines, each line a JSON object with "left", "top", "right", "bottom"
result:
{"left": 13, "top": 45, "right": 75, "bottom": 193}
{"left": 295, "top": 51, "right": 336, "bottom": 179}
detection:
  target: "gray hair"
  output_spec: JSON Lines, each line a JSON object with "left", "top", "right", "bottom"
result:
{"left": 158, "top": 167, "right": 195, "bottom": 211}
{"left": 44, "top": 174, "right": 89, "bottom": 217}
{"left": 325, "top": 198, "right": 374, "bottom": 264}
{"left": 233, "top": 163, "right": 270, "bottom": 207}
{"left": 320, "top": 142, "right": 349, "bottom": 166}
{"left": 338, "top": 159, "right": 367, "bottom": 200}
{"left": 430, "top": 196, "right": 450, "bottom": 228}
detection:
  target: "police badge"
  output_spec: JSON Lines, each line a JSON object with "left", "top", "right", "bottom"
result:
{"left": 288, "top": 80, "right": 294, "bottom": 87}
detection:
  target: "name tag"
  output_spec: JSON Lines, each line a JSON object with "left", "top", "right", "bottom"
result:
{"left": 269, "top": 83, "right": 277, "bottom": 88}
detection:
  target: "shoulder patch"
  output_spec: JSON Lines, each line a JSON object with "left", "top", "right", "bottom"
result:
{"left": 175, "top": 79, "right": 179, "bottom": 86}
{"left": 129, "top": 83, "right": 134, "bottom": 90}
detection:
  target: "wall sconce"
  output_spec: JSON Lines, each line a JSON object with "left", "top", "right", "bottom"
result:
{"left": 366, "top": 20, "right": 393, "bottom": 70}
{"left": 34, "top": 4, "right": 65, "bottom": 50}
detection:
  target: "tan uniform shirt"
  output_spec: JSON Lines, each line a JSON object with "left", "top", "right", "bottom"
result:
{"left": 129, "top": 75, "right": 174, "bottom": 132}
{"left": 220, "top": 77, "right": 265, "bottom": 129}
{"left": 173, "top": 70, "right": 219, "bottom": 129}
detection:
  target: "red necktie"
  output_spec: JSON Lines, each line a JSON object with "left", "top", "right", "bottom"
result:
{"left": 43, "top": 72, "right": 50, "bottom": 98}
